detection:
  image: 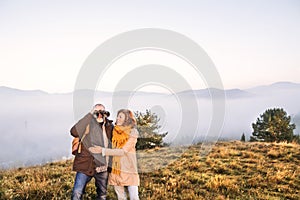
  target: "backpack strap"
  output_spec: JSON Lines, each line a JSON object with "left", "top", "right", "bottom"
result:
{"left": 78, "top": 124, "right": 90, "bottom": 153}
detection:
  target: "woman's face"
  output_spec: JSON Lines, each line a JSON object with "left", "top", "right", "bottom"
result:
{"left": 116, "top": 112, "right": 126, "bottom": 125}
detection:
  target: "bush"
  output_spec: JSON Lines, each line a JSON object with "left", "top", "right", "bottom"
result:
{"left": 135, "top": 110, "right": 168, "bottom": 150}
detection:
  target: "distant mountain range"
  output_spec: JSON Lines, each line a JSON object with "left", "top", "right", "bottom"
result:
{"left": 1, "top": 81, "right": 300, "bottom": 169}
{"left": 0, "top": 86, "right": 48, "bottom": 96}
{"left": 1, "top": 81, "right": 300, "bottom": 99}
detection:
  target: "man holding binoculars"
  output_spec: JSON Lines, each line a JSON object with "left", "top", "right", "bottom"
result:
{"left": 70, "top": 103, "right": 113, "bottom": 200}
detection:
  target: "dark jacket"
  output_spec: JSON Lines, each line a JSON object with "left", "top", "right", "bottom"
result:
{"left": 70, "top": 113, "right": 113, "bottom": 176}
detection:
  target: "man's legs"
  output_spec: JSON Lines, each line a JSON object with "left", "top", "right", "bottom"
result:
{"left": 71, "top": 172, "right": 93, "bottom": 200}
{"left": 94, "top": 171, "right": 108, "bottom": 200}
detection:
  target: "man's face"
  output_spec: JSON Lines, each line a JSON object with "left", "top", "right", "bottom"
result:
{"left": 94, "top": 105, "right": 105, "bottom": 119}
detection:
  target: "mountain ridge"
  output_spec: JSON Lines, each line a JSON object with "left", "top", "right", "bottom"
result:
{"left": 1, "top": 81, "right": 300, "bottom": 98}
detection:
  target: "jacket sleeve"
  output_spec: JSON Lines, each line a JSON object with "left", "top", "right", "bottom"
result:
{"left": 70, "top": 113, "right": 93, "bottom": 138}
{"left": 104, "top": 129, "right": 138, "bottom": 156}
{"left": 105, "top": 120, "right": 114, "bottom": 143}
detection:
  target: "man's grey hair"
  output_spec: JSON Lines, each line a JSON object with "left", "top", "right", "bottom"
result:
{"left": 94, "top": 103, "right": 105, "bottom": 109}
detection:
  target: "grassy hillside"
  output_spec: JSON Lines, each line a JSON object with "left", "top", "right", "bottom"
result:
{"left": 1, "top": 141, "right": 299, "bottom": 199}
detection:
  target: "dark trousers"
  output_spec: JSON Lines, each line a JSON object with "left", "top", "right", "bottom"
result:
{"left": 94, "top": 171, "right": 109, "bottom": 200}
{"left": 71, "top": 171, "right": 108, "bottom": 200}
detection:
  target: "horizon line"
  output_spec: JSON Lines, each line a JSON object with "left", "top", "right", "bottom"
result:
{"left": 0, "top": 81, "right": 299, "bottom": 95}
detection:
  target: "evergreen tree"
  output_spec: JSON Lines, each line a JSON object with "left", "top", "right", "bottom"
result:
{"left": 134, "top": 109, "right": 168, "bottom": 150}
{"left": 250, "top": 108, "right": 296, "bottom": 143}
{"left": 293, "top": 134, "right": 300, "bottom": 144}
{"left": 241, "top": 133, "right": 246, "bottom": 142}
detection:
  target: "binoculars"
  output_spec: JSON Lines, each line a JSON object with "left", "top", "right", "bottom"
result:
{"left": 93, "top": 110, "right": 110, "bottom": 118}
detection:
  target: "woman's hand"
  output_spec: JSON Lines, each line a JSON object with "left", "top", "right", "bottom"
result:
{"left": 89, "top": 146, "right": 102, "bottom": 154}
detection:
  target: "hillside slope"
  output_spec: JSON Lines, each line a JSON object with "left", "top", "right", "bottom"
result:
{"left": 1, "top": 141, "right": 299, "bottom": 200}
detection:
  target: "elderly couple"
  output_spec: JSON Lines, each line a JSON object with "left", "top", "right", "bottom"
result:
{"left": 70, "top": 104, "right": 139, "bottom": 200}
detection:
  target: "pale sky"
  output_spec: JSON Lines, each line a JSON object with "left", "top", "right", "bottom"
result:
{"left": 0, "top": 0, "right": 300, "bottom": 93}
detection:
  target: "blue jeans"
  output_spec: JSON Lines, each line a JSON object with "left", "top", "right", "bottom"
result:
{"left": 94, "top": 171, "right": 108, "bottom": 200}
{"left": 71, "top": 171, "right": 108, "bottom": 200}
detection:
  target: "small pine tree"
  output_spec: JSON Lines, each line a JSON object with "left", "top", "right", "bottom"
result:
{"left": 250, "top": 108, "right": 296, "bottom": 143}
{"left": 241, "top": 133, "right": 246, "bottom": 142}
{"left": 134, "top": 109, "right": 168, "bottom": 150}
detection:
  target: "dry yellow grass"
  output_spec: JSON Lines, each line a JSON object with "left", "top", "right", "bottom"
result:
{"left": 1, "top": 141, "right": 299, "bottom": 199}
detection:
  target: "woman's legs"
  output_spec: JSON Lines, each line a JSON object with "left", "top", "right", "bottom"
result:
{"left": 114, "top": 185, "right": 139, "bottom": 200}
{"left": 114, "top": 185, "right": 127, "bottom": 200}
{"left": 128, "top": 186, "right": 139, "bottom": 200}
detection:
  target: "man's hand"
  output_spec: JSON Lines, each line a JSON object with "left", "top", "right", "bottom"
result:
{"left": 90, "top": 107, "right": 97, "bottom": 115}
{"left": 89, "top": 146, "right": 102, "bottom": 154}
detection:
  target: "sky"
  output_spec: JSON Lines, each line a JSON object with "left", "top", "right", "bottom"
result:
{"left": 0, "top": 0, "right": 300, "bottom": 93}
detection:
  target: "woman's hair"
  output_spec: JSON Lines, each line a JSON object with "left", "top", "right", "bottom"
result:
{"left": 117, "top": 109, "right": 137, "bottom": 128}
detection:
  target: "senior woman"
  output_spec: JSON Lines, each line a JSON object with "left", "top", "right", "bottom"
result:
{"left": 89, "top": 109, "right": 139, "bottom": 200}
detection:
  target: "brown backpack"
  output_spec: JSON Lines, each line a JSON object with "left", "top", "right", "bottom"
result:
{"left": 71, "top": 124, "right": 89, "bottom": 155}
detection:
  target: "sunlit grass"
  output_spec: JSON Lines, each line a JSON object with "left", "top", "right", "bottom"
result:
{"left": 1, "top": 141, "right": 299, "bottom": 199}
